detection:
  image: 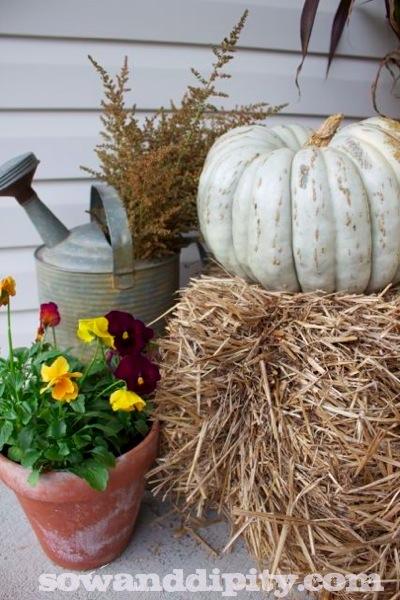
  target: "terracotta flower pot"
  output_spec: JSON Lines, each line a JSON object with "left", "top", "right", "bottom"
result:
{"left": 0, "top": 420, "right": 159, "bottom": 570}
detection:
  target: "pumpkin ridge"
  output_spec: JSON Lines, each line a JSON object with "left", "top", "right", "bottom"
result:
{"left": 367, "top": 121, "right": 400, "bottom": 162}
{"left": 332, "top": 136, "right": 400, "bottom": 291}
{"left": 247, "top": 148, "right": 299, "bottom": 291}
{"left": 322, "top": 147, "right": 371, "bottom": 293}
{"left": 287, "top": 150, "right": 301, "bottom": 290}
{"left": 232, "top": 152, "right": 267, "bottom": 280}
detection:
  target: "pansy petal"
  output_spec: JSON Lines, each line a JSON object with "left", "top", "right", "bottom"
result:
{"left": 40, "top": 382, "right": 52, "bottom": 394}
{"left": 61, "top": 381, "right": 79, "bottom": 402}
{"left": 51, "top": 377, "right": 74, "bottom": 401}
{"left": 51, "top": 356, "right": 70, "bottom": 378}
{"left": 92, "top": 317, "right": 115, "bottom": 347}
{"left": 105, "top": 311, "right": 153, "bottom": 355}
{"left": 41, "top": 363, "right": 54, "bottom": 383}
{"left": 109, "top": 388, "right": 146, "bottom": 412}
{"left": 0, "top": 276, "right": 16, "bottom": 304}
{"left": 69, "top": 371, "right": 83, "bottom": 379}
{"left": 115, "top": 354, "right": 160, "bottom": 395}
{"left": 77, "top": 317, "right": 114, "bottom": 347}
{"left": 40, "top": 302, "right": 61, "bottom": 328}
{"left": 77, "top": 319, "right": 96, "bottom": 343}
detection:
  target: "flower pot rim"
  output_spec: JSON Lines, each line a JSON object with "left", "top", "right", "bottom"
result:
{"left": 0, "top": 419, "right": 159, "bottom": 503}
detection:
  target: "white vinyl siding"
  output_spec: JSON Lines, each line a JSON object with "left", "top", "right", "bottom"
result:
{"left": 0, "top": 0, "right": 397, "bottom": 348}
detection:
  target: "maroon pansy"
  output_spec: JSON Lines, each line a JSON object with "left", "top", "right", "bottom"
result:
{"left": 40, "top": 302, "right": 61, "bottom": 328}
{"left": 115, "top": 353, "right": 160, "bottom": 395}
{"left": 36, "top": 302, "right": 61, "bottom": 341}
{"left": 105, "top": 311, "right": 153, "bottom": 356}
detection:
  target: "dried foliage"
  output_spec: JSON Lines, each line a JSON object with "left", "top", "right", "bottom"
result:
{"left": 296, "top": 0, "right": 400, "bottom": 118}
{"left": 82, "top": 11, "right": 284, "bottom": 260}
{"left": 151, "top": 274, "right": 400, "bottom": 599}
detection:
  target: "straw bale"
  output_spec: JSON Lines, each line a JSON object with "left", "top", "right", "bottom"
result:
{"left": 150, "top": 275, "right": 400, "bottom": 598}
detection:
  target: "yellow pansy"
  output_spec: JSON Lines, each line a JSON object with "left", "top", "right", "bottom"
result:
{"left": 41, "top": 356, "right": 82, "bottom": 402}
{"left": 77, "top": 317, "right": 114, "bottom": 347}
{"left": 0, "top": 276, "right": 16, "bottom": 306}
{"left": 109, "top": 388, "right": 146, "bottom": 412}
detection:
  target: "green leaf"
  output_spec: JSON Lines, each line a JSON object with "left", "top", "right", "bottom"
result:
{"left": 83, "top": 360, "right": 107, "bottom": 378}
{"left": 70, "top": 395, "right": 85, "bottom": 413}
{"left": 93, "top": 435, "right": 108, "bottom": 448}
{"left": 11, "top": 372, "right": 25, "bottom": 392}
{"left": 81, "top": 410, "right": 116, "bottom": 420}
{"left": 20, "top": 401, "right": 34, "bottom": 425}
{"left": 27, "top": 469, "right": 40, "bottom": 486}
{"left": 91, "top": 446, "right": 116, "bottom": 468}
{"left": 72, "top": 433, "right": 92, "bottom": 449}
{"left": 13, "top": 346, "right": 29, "bottom": 359}
{"left": 86, "top": 422, "right": 124, "bottom": 436}
{"left": 70, "top": 460, "right": 109, "bottom": 491}
{"left": 135, "top": 419, "right": 149, "bottom": 437}
{"left": 18, "top": 427, "right": 33, "bottom": 450}
{"left": 68, "top": 450, "right": 84, "bottom": 465}
{"left": 44, "top": 447, "right": 64, "bottom": 461}
{"left": 8, "top": 446, "right": 22, "bottom": 462}
{"left": 21, "top": 449, "right": 41, "bottom": 469}
{"left": 56, "top": 441, "right": 70, "bottom": 457}
{"left": 47, "top": 420, "right": 67, "bottom": 438}
{"left": 32, "top": 349, "right": 64, "bottom": 367}
{"left": 2, "top": 409, "right": 17, "bottom": 421}
{"left": 0, "top": 421, "right": 13, "bottom": 451}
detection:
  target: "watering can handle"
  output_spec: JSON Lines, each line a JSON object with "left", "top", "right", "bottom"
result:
{"left": 90, "top": 184, "right": 134, "bottom": 290}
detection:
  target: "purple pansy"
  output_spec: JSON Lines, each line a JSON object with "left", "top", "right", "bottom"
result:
{"left": 105, "top": 310, "right": 153, "bottom": 356}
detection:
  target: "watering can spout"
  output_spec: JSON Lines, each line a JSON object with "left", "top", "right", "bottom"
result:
{"left": 0, "top": 153, "right": 69, "bottom": 248}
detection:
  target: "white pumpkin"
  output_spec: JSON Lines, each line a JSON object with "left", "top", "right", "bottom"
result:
{"left": 197, "top": 115, "right": 400, "bottom": 293}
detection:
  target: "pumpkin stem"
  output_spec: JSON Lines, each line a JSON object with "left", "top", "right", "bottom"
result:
{"left": 305, "top": 113, "right": 344, "bottom": 147}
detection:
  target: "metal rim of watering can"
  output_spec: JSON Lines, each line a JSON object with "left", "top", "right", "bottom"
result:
{"left": 34, "top": 248, "right": 180, "bottom": 274}
{"left": 90, "top": 184, "right": 135, "bottom": 290}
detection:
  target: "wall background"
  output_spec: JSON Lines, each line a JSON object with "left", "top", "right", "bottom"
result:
{"left": 0, "top": 0, "right": 398, "bottom": 348}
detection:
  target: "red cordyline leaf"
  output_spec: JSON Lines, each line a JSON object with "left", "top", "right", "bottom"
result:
{"left": 296, "top": 0, "right": 400, "bottom": 116}
{"left": 296, "top": 0, "right": 321, "bottom": 91}
{"left": 385, "top": 0, "right": 400, "bottom": 39}
{"left": 372, "top": 48, "right": 400, "bottom": 116}
{"left": 327, "top": 0, "right": 356, "bottom": 75}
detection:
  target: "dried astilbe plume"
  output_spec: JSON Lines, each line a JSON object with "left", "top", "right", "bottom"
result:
{"left": 82, "top": 11, "right": 285, "bottom": 260}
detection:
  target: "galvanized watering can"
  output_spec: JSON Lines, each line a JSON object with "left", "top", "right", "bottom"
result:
{"left": 0, "top": 153, "right": 179, "bottom": 356}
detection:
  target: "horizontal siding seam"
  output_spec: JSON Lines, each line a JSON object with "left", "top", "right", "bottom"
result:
{"left": 0, "top": 32, "right": 386, "bottom": 64}
{"left": 0, "top": 108, "right": 376, "bottom": 119}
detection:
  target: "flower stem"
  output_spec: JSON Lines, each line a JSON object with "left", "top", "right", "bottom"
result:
{"left": 51, "top": 326, "right": 57, "bottom": 348}
{"left": 80, "top": 339, "right": 101, "bottom": 384}
{"left": 6, "top": 300, "right": 20, "bottom": 403}
{"left": 100, "top": 343, "right": 107, "bottom": 363}
{"left": 7, "top": 301, "right": 15, "bottom": 378}
{"left": 101, "top": 380, "right": 124, "bottom": 397}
